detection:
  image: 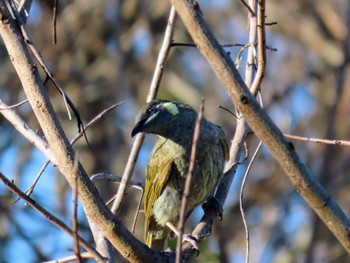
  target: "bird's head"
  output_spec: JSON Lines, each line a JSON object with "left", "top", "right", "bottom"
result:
{"left": 131, "top": 100, "right": 196, "bottom": 138}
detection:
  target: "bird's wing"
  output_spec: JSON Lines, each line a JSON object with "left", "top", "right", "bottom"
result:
{"left": 221, "top": 137, "right": 229, "bottom": 161}
{"left": 144, "top": 142, "right": 173, "bottom": 243}
{"left": 218, "top": 126, "right": 230, "bottom": 161}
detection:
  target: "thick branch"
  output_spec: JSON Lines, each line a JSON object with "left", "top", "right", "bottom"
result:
{"left": 0, "top": 4, "right": 168, "bottom": 262}
{"left": 170, "top": 0, "right": 350, "bottom": 253}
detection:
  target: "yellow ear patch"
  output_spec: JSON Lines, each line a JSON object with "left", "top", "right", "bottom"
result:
{"left": 162, "top": 102, "right": 179, "bottom": 116}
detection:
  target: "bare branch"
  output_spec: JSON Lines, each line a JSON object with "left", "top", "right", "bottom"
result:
{"left": 13, "top": 160, "right": 50, "bottom": 204}
{"left": 240, "top": 141, "right": 262, "bottom": 263}
{"left": 91, "top": 173, "right": 144, "bottom": 190}
{"left": 171, "top": 42, "right": 248, "bottom": 48}
{"left": 111, "top": 6, "right": 177, "bottom": 215}
{"left": 73, "top": 155, "right": 83, "bottom": 263}
{"left": 0, "top": 172, "right": 106, "bottom": 263}
{"left": 132, "top": 190, "right": 144, "bottom": 234}
{"left": 176, "top": 98, "right": 204, "bottom": 262}
{"left": 285, "top": 134, "right": 350, "bottom": 147}
{"left": 0, "top": 3, "right": 167, "bottom": 261}
{"left": 16, "top": 103, "right": 123, "bottom": 205}
{"left": 7, "top": 1, "right": 86, "bottom": 135}
{"left": 52, "top": 0, "right": 58, "bottom": 45}
{"left": 70, "top": 102, "right": 125, "bottom": 145}
{"left": 170, "top": 0, "right": 350, "bottom": 253}
{"left": 240, "top": 0, "right": 255, "bottom": 16}
{"left": 0, "top": 99, "right": 57, "bottom": 165}
{"left": 0, "top": 99, "right": 28, "bottom": 109}
{"left": 44, "top": 252, "right": 94, "bottom": 263}
{"left": 15, "top": 0, "right": 32, "bottom": 23}
{"left": 250, "top": 0, "right": 267, "bottom": 95}
{"left": 239, "top": 2, "right": 260, "bottom": 262}
{"left": 243, "top": 0, "right": 257, "bottom": 87}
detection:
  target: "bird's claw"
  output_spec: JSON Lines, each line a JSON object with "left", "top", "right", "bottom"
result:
{"left": 182, "top": 234, "right": 199, "bottom": 250}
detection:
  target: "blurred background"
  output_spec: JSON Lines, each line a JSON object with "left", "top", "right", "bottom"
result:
{"left": 0, "top": 0, "right": 350, "bottom": 262}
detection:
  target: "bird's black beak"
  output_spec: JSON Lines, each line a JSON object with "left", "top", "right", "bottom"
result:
{"left": 131, "top": 121, "right": 145, "bottom": 137}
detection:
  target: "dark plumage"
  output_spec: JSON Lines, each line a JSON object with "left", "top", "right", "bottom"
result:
{"left": 132, "top": 99, "right": 229, "bottom": 251}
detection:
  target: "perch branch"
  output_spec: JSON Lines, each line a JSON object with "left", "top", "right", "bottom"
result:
{"left": 170, "top": 0, "right": 350, "bottom": 253}
{"left": 111, "top": 6, "right": 177, "bottom": 215}
{"left": 176, "top": 98, "right": 204, "bottom": 261}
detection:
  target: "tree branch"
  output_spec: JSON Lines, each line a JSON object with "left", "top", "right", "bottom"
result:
{"left": 0, "top": 4, "right": 168, "bottom": 262}
{"left": 0, "top": 171, "right": 105, "bottom": 263}
{"left": 111, "top": 6, "right": 177, "bottom": 215}
{"left": 169, "top": 0, "right": 350, "bottom": 253}
{"left": 250, "top": 0, "right": 266, "bottom": 95}
{"left": 0, "top": 98, "right": 57, "bottom": 165}
{"left": 176, "top": 98, "right": 204, "bottom": 261}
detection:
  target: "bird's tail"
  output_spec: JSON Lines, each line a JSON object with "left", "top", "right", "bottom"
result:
{"left": 145, "top": 218, "right": 169, "bottom": 251}
{"left": 146, "top": 232, "right": 167, "bottom": 251}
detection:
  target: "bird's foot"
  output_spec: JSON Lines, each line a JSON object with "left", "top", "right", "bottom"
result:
{"left": 202, "top": 196, "right": 223, "bottom": 220}
{"left": 165, "top": 247, "right": 174, "bottom": 252}
{"left": 165, "top": 222, "right": 200, "bottom": 250}
{"left": 182, "top": 233, "right": 199, "bottom": 250}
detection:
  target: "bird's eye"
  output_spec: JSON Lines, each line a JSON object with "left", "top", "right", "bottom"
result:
{"left": 148, "top": 105, "right": 157, "bottom": 115}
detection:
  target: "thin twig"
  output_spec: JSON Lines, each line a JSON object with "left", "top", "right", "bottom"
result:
{"left": 132, "top": 190, "right": 144, "bottom": 234}
{"left": 0, "top": 172, "right": 106, "bottom": 263}
{"left": 239, "top": 4, "right": 258, "bottom": 262}
{"left": 13, "top": 160, "right": 50, "bottom": 204}
{"left": 52, "top": 0, "right": 58, "bottom": 45}
{"left": 239, "top": 140, "right": 262, "bottom": 263}
{"left": 91, "top": 172, "right": 144, "bottom": 232}
{"left": 0, "top": 98, "right": 57, "bottom": 164}
{"left": 265, "top": 22, "right": 277, "bottom": 26}
{"left": 73, "top": 154, "right": 82, "bottom": 263}
{"left": 147, "top": 6, "right": 177, "bottom": 100}
{"left": 172, "top": 41, "right": 277, "bottom": 53}
{"left": 284, "top": 134, "right": 350, "bottom": 147}
{"left": 176, "top": 98, "right": 204, "bottom": 262}
{"left": 236, "top": 43, "right": 255, "bottom": 69}
{"left": 18, "top": 14, "right": 72, "bottom": 119}
{"left": 266, "top": 45, "right": 277, "bottom": 52}
{"left": 172, "top": 42, "right": 248, "bottom": 48}
{"left": 0, "top": 99, "right": 28, "bottom": 109}
{"left": 91, "top": 173, "right": 144, "bottom": 190}
{"left": 111, "top": 6, "right": 177, "bottom": 215}
{"left": 8, "top": 3, "right": 90, "bottom": 150}
{"left": 243, "top": 0, "right": 257, "bottom": 86}
{"left": 250, "top": 0, "right": 266, "bottom": 95}
{"left": 240, "top": 0, "right": 255, "bottom": 16}
{"left": 17, "top": 0, "right": 33, "bottom": 23}
{"left": 20, "top": 103, "right": 124, "bottom": 202}
{"left": 171, "top": 42, "right": 195, "bottom": 47}
{"left": 8, "top": 3, "right": 86, "bottom": 136}
{"left": 70, "top": 102, "right": 125, "bottom": 145}
{"left": 44, "top": 252, "right": 93, "bottom": 263}
{"left": 218, "top": 105, "right": 238, "bottom": 119}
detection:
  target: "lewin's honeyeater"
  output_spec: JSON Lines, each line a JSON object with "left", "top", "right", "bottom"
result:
{"left": 131, "top": 99, "right": 229, "bottom": 251}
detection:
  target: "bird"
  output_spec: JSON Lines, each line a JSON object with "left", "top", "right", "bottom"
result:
{"left": 131, "top": 99, "right": 229, "bottom": 251}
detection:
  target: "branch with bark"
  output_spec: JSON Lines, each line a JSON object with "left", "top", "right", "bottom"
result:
{"left": 1, "top": 0, "right": 350, "bottom": 262}
{"left": 0, "top": 3, "right": 167, "bottom": 262}
{"left": 169, "top": 0, "right": 350, "bottom": 254}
